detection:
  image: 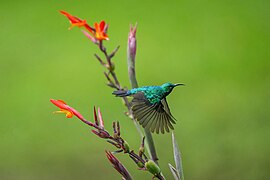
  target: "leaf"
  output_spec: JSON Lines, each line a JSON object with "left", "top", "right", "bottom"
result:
{"left": 168, "top": 163, "right": 180, "bottom": 180}
{"left": 172, "top": 132, "right": 184, "bottom": 180}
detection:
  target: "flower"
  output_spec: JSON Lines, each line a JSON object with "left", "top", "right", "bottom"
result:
{"left": 94, "top": 21, "right": 109, "bottom": 41}
{"left": 60, "top": 10, "right": 109, "bottom": 41}
{"left": 59, "top": 10, "right": 88, "bottom": 30}
{"left": 50, "top": 99, "right": 84, "bottom": 120}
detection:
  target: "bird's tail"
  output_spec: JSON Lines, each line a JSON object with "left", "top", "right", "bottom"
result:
{"left": 112, "top": 90, "right": 129, "bottom": 97}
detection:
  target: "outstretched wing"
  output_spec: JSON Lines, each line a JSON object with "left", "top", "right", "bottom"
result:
{"left": 131, "top": 92, "right": 176, "bottom": 134}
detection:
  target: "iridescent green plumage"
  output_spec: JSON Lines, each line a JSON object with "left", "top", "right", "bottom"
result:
{"left": 113, "top": 82, "right": 184, "bottom": 134}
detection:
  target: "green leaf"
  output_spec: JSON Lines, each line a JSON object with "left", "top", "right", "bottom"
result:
{"left": 168, "top": 163, "right": 180, "bottom": 180}
{"left": 172, "top": 132, "right": 184, "bottom": 180}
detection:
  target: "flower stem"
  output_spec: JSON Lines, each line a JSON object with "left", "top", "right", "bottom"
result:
{"left": 127, "top": 24, "right": 158, "bottom": 164}
{"left": 128, "top": 64, "right": 159, "bottom": 164}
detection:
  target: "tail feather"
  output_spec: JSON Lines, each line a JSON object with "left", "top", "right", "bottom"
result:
{"left": 112, "top": 90, "right": 129, "bottom": 97}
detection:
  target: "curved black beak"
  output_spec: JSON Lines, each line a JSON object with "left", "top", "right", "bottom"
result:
{"left": 173, "top": 83, "right": 185, "bottom": 87}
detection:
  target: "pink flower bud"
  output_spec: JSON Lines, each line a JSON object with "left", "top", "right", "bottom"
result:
{"left": 98, "top": 107, "right": 104, "bottom": 129}
{"left": 127, "top": 23, "right": 138, "bottom": 88}
{"left": 128, "top": 24, "right": 137, "bottom": 63}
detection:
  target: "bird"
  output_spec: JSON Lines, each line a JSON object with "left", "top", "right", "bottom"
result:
{"left": 112, "top": 82, "right": 184, "bottom": 134}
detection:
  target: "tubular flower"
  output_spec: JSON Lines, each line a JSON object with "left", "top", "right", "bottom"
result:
{"left": 50, "top": 99, "right": 84, "bottom": 120}
{"left": 60, "top": 10, "right": 109, "bottom": 41}
{"left": 94, "top": 21, "right": 109, "bottom": 41}
{"left": 60, "top": 10, "right": 88, "bottom": 30}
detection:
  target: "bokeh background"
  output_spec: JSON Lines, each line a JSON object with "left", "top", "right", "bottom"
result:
{"left": 1, "top": 0, "right": 269, "bottom": 179}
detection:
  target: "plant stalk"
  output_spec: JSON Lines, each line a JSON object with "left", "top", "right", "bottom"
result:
{"left": 127, "top": 24, "right": 159, "bottom": 164}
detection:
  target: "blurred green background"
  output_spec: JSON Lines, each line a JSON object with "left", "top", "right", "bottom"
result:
{"left": 1, "top": 0, "right": 269, "bottom": 179}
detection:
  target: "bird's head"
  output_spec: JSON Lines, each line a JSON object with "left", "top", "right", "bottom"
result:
{"left": 161, "top": 82, "right": 184, "bottom": 94}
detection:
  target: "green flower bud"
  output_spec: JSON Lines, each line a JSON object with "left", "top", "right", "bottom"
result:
{"left": 145, "top": 160, "right": 161, "bottom": 176}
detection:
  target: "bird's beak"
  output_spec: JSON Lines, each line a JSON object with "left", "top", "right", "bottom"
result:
{"left": 174, "top": 83, "right": 185, "bottom": 87}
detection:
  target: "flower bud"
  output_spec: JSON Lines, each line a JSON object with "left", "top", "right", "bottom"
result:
{"left": 97, "top": 107, "right": 104, "bottom": 129}
{"left": 127, "top": 23, "right": 138, "bottom": 88}
{"left": 128, "top": 24, "right": 137, "bottom": 63}
{"left": 145, "top": 160, "right": 161, "bottom": 176}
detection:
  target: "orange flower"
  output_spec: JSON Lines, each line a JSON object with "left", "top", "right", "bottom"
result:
{"left": 50, "top": 99, "right": 84, "bottom": 119}
{"left": 94, "top": 21, "right": 109, "bottom": 41}
{"left": 60, "top": 10, "right": 109, "bottom": 41}
{"left": 60, "top": 10, "right": 88, "bottom": 30}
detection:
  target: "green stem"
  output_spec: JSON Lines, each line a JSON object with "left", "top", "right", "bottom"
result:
{"left": 127, "top": 40, "right": 158, "bottom": 164}
{"left": 144, "top": 129, "right": 159, "bottom": 163}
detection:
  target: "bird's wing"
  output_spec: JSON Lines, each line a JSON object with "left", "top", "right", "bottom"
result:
{"left": 131, "top": 92, "right": 176, "bottom": 134}
{"left": 161, "top": 98, "right": 176, "bottom": 120}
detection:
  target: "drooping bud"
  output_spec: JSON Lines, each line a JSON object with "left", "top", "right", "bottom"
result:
{"left": 145, "top": 160, "right": 161, "bottom": 176}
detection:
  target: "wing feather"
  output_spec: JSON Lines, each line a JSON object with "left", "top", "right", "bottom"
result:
{"left": 136, "top": 105, "right": 154, "bottom": 127}
{"left": 146, "top": 109, "right": 158, "bottom": 130}
{"left": 141, "top": 108, "right": 155, "bottom": 128}
{"left": 160, "top": 117, "right": 165, "bottom": 134}
{"left": 149, "top": 110, "right": 158, "bottom": 132}
{"left": 131, "top": 92, "right": 176, "bottom": 134}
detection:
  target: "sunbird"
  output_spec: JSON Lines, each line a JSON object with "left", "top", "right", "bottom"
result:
{"left": 113, "top": 82, "right": 184, "bottom": 134}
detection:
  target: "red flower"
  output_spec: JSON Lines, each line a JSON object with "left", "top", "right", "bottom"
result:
{"left": 59, "top": 10, "right": 88, "bottom": 30}
{"left": 94, "top": 21, "right": 109, "bottom": 41}
{"left": 50, "top": 99, "right": 84, "bottom": 120}
{"left": 60, "top": 10, "right": 109, "bottom": 41}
